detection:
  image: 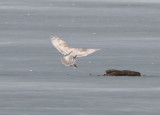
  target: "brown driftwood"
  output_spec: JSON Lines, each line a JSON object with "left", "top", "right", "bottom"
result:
{"left": 104, "top": 69, "right": 141, "bottom": 76}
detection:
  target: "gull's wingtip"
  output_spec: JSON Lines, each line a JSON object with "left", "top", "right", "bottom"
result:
{"left": 95, "top": 49, "right": 100, "bottom": 51}
{"left": 51, "top": 34, "right": 57, "bottom": 38}
{"left": 51, "top": 34, "right": 58, "bottom": 40}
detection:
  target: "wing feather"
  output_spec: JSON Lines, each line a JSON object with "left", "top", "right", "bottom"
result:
{"left": 51, "top": 35, "right": 100, "bottom": 57}
{"left": 73, "top": 48, "right": 100, "bottom": 57}
{"left": 51, "top": 35, "right": 73, "bottom": 55}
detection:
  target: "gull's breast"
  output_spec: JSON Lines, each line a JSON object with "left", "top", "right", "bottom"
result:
{"left": 61, "top": 55, "right": 76, "bottom": 66}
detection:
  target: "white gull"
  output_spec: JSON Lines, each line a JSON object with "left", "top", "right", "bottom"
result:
{"left": 51, "top": 35, "right": 100, "bottom": 68}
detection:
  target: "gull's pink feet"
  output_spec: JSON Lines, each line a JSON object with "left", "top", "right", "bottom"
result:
{"left": 74, "top": 64, "right": 77, "bottom": 68}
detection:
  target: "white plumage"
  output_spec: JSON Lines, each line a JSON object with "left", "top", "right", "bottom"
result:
{"left": 51, "top": 35, "right": 100, "bottom": 67}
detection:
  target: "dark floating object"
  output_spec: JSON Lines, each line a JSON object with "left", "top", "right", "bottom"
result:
{"left": 104, "top": 69, "right": 141, "bottom": 76}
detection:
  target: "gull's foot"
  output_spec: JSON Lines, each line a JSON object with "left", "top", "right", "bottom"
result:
{"left": 74, "top": 64, "right": 77, "bottom": 68}
{"left": 73, "top": 55, "right": 77, "bottom": 59}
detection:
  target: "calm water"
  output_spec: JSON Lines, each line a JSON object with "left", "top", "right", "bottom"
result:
{"left": 0, "top": 0, "right": 160, "bottom": 115}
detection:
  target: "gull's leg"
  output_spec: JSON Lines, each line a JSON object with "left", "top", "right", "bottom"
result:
{"left": 65, "top": 51, "right": 72, "bottom": 56}
{"left": 74, "top": 64, "right": 77, "bottom": 68}
{"left": 73, "top": 55, "right": 77, "bottom": 59}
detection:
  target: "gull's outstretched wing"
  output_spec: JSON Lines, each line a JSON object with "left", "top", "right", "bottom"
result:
{"left": 72, "top": 48, "right": 100, "bottom": 57}
{"left": 51, "top": 35, "right": 73, "bottom": 55}
{"left": 51, "top": 35, "right": 100, "bottom": 57}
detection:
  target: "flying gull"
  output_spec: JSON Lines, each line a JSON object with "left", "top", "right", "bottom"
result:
{"left": 51, "top": 35, "right": 100, "bottom": 68}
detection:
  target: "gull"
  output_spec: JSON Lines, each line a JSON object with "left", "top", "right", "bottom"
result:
{"left": 51, "top": 35, "right": 100, "bottom": 68}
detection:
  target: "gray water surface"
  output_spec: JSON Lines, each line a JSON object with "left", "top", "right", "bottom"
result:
{"left": 0, "top": 0, "right": 160, "bottom": 115}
